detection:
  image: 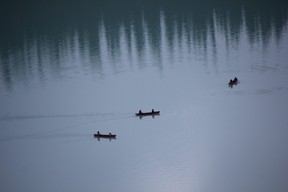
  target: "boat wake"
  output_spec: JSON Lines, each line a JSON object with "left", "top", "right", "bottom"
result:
{"left": 0, "top": 112, "right": 133, "bottom": 122}
{"left": 0, "top": 132, "right": 90, "bottom": 143}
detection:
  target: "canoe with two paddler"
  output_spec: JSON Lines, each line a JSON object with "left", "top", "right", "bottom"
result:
{"left": 135, "top": 110, "right": 160, "bottom": 116}
{"left": 94, "top": 133, "right": 116, "bottom": 138}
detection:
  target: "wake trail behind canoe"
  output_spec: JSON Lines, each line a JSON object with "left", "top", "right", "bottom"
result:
{"left": 0, "top": 112, "right": 134, "bottom": 122}
{"left": 0, "top": 113, "right": 133, "bottom": 143}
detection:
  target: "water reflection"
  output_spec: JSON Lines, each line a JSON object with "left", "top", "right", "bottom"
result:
{"left": 0, "top": 1, "right": 288, "bottom": 89}
{"left": 137, "top": 114, "right": 160, "bottom": 120}
{"left": 1, "top": 2, "right": 288, "bottom": 192}
{"left": 95, "top": 137, "right": 116, "bottom": 142}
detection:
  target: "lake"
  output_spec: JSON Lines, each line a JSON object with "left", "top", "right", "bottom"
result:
{"left": 1, "top": 0, "right": 288, "bottom": 191}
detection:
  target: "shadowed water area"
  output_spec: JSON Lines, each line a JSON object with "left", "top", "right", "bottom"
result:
{"left": 1, "top": 0, "right": 288, "bottom": 192}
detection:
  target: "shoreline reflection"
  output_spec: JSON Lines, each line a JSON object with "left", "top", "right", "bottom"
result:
{"left": 0, "top": 1, "right": 287, "bottom": 89}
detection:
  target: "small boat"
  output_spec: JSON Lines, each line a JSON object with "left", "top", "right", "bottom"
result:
{"left": 228, "top": 77, "right": 239, "bottom": 88}
{"left": 94, "top": 133, "right": 116, "bottom": 138}
{"left": 135, "top": 110, "right": 160, "bottom": 116}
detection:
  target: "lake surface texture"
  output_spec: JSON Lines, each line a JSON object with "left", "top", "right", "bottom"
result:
{"left": 1, "top": 0, "right": 288, "bottom": 192}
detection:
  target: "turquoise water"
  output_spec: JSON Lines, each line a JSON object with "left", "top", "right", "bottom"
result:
{"left": 1, "top": 1, "right": 288, "bottom": 192}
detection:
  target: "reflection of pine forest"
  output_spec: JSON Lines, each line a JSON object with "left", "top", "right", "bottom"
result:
{"left": 1, "top": 0, "right": 288, "bottom": 86}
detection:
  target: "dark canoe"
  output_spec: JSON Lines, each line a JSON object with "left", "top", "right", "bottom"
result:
{"left": 135, "top": 111, "right": 160, "bottom": 116}
{"left": 94, "top": 133, "right": 116, "bottom": 138}
{"left": 228, "top": 79, "right": 239, "bottom": 87}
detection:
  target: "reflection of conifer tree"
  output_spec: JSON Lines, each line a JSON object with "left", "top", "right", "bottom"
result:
{"left": 0, "top": 0, "right": 287, "bottom": 88}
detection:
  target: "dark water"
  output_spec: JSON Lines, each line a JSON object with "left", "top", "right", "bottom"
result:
{"left": 1, "top": 1, "right": 288, "bottom": 192}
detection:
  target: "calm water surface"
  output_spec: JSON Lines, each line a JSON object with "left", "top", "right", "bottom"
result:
{"left": 1, "top": 1, "right": 288, "bottom": 192}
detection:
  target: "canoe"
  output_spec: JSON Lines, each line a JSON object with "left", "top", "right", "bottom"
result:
{"left": 135, "top": 111, "right": 160, "bottom": 116}
{"left": 94, "top": 133, "right": 116, "bottom": 138}
{"left": 228, "top": 78, "right": 239, "bottom": 88}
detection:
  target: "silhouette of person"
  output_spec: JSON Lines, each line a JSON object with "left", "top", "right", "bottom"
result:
{"left": 229, "top": 79, "right": 233, "bottom": 88}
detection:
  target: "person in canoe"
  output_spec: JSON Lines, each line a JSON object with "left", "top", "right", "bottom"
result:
{"left": 152, "top": 109, "right": 154, "bottom": 113}
{"left": 139, "top": 110, "right": 142, "bottom": 114}
{"left": 228, "top": 79, "right": 233, "bottom": 87}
